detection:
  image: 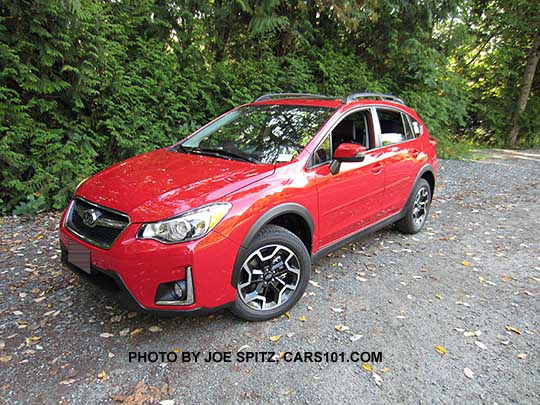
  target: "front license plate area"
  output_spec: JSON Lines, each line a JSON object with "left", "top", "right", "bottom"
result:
{"left": 68, "top": 240, "right": 91, "bottom": 274}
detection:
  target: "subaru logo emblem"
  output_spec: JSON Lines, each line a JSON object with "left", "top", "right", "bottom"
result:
{"left": 83, "top": 208, "right": 101, "bottom": 228}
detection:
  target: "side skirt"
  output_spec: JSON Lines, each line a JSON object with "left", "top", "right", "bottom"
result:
{"left": 311, "top": 210, "right": 405, "bottom": 263}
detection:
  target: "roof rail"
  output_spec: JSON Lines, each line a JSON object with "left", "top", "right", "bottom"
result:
{"left": 343, "top": 92, "right": 405, "bottom": 105}
{"left": 254, "top": 93, "right": 336, "bottom": 102}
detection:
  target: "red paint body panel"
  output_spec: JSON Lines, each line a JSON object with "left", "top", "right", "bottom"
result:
{"left": 77, "top": 149, "right": 274, "bottom": 223}
{"left": 59, "top": 97, "right": 437, "bottom": 312}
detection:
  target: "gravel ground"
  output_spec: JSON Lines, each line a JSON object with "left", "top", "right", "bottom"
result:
{"left": 1, "top": 149, "right": 539, "bottom": 404}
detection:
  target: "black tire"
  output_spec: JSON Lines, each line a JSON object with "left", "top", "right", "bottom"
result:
{"left": 231, "top": 225, "right": 311, "bottom": 321}
{"left": 396, "top": 178, "right": 432, "bottom": 234}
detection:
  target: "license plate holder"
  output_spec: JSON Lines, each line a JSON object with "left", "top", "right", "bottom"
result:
{"left": 68, "top": 240, "right": 91, "bottom": 274}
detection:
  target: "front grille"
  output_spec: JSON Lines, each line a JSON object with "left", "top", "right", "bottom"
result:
{"left": 65, "top": 198, "right": 130, "bottom": 249}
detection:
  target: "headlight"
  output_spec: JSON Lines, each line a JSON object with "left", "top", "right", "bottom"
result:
{"left": 138, "top": 203, "right": 232, "bottom": 243}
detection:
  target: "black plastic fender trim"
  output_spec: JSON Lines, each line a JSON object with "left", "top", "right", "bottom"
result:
{"left": 231, "top": 203, "right": 315, "bottom": 287}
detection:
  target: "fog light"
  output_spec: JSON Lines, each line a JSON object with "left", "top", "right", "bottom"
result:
{"left": 173, "top": 281, "right": 186, "bottom": 300}
{"left": 154, "top": 266, "right": 194, "bottom": 306}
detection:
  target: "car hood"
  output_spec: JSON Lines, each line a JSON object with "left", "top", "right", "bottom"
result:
{"left": 77, "top": 148, "right": 275, "bottom": 222}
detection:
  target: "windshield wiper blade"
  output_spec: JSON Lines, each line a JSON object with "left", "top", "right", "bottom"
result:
{"left": 173, "top": 144, "right": 190, "bottom": 154}
{"left": 197, "top": 147, "right": 259, "bottom": 164}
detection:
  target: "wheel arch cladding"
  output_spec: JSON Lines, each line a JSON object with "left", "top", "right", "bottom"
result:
{"left": 231, "top": 203, "right": 314, "bottom": 287}
{"left": 420, "top": 169, "right": 435, "bottom": 196}
{"left": 405, "top": 164, "right": 435, "bottom": 210}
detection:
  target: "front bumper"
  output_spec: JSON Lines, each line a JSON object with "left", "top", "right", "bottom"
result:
{"left": 59, "top": 212, "right": 240, "bottom": 313}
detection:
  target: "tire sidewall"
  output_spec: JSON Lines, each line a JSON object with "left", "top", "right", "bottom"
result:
{"left": 232, "top": 227, "right": 311, "bottom": 321}
{"left": 408, "top": 179, "right": 431, "bottom": 232}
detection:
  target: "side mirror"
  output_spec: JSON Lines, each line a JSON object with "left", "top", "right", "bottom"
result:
{"left": 329, "top": 143, "right": 367, "bottom": 174}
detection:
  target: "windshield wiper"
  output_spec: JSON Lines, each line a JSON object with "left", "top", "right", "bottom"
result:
{"left": 196, "top": 147, "right": 259, "bottom": 164}
{"left": 173, "top": 144, "right": 190, "bottom": 154}
{"left": 172, "top": 145, "right": 259, "bottom": 163}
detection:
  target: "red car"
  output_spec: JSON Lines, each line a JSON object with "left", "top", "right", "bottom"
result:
{"left": 60, "top": 92, "right": 437, "bottom": 321}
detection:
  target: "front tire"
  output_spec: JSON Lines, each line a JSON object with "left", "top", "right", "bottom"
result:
{"left": 231, "top": 225, "right": 311, "bottom": 321}
{"left": 396, "top": 178, "right": 432, "bottom": 234}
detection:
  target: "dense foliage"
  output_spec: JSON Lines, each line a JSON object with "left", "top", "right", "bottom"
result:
{"left": 1, "top": 0, "right": 539, "bottom": 214}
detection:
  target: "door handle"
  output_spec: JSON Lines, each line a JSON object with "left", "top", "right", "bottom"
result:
{"left": 411, "top": 149, "right": 420, "bottom": 158}
{"left": 371, "top": 162, "right": 383, "bottom": 174}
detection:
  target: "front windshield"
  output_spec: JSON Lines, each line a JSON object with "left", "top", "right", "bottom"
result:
{"left": 173, "top": 105, "right": 334, "bottom": 164}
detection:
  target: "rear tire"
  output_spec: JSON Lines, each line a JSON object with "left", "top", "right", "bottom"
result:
{"left": 231, "top": 225, "right": 310, "bottom": 321}
{"left": 396, "top": 178, "right": 432, "bottom": 234}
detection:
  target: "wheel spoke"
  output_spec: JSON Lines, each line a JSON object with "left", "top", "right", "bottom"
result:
{"left": 237, "top": 243, "right": 301, "bottom": 311}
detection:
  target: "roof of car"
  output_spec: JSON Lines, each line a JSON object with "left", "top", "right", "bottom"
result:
{"left": 251, "top": 98, "right": 343, "bottom": 109}
{"left": 249, "top": 92, "right": 409, "bottom": 110}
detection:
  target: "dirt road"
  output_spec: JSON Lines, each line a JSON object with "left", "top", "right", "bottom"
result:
{"left": 1, "top": 149, "right": 539, "bottom": 404}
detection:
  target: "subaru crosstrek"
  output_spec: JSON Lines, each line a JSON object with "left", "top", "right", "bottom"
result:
{"left": 59, "top": 92, "right": 437, "bottom": 321}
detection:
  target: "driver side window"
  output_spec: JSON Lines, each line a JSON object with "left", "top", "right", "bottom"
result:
{"left": 310, "top": 109, "right": 373, "bottom": 167}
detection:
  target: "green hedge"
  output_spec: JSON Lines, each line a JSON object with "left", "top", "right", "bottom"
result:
{"left": 1, "top": 0, "right": 535, "bottom": 214}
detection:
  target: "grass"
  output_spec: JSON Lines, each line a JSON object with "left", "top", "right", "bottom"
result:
{"left": 435, "top": 133, "right": 489, "bottom": 160}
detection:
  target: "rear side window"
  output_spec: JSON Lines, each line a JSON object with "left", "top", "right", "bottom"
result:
{"left": 377, "top": 109, "right": 406, "bottom": 146}
{"left": 402, "top": 114, "right": 414, "bottom": 140}
{"left": 410, "top": 119, "right": 422, "bottom": 136}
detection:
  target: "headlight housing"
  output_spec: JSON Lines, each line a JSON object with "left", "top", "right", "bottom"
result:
{"left": 138, "top": 203, "right": 232, "bottom": 244}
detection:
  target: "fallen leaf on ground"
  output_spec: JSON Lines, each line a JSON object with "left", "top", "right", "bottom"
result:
{"left": 350, "top": 334, "right": 362, "bottom": 342}
{"left": 474, "top": 341, "right": 488, "bottom": 350}
{"left": 159, "top": 401, "right": 175, "bottom": 405}
{"left": 461, "top": 261, "right": 471, "bottom": 266}
{"left": 111, "top": 379, "right": 166, "bottom": 404}
{"left": 100, "top": 333, "right": 114, "bottom": 338}
{"left": 270, "top": 335, "right": 282, "bottom": 342}
{"left": 119, "top": 328, "right": 130, "bottom": 337}
{"left": 97, "top": 371, "right": 109, "bottom": 381}
{"left": 435, "top": 345, "right": 447, "bottom": 356}
{"left": 463, "top": 367, "right": 474, "bottom": 379}
{"left": 464, "top": 330, "right": 481, "bottom": 337}
{"left": 237, "top": 345, "right": 250, "bottom": 352}
{"left": 380, "top": 367, "right": 390, "bottom": 373}
{"left": 130, "top": 328, "right": 143, "bottom": 337}
{"left": 26, "top": 336, "right": 41, "bottom": 345}
{"left": 59, "top": 379, "right": 76, "bottom": 385}
{"left": 149, "top": 326, "right": 162, "bottom": 333}
{"left": 505, "top": 326, "right": 522, "bottom": 335}
{"left": 372, "top": 372, "right": 383, "bottom": 386}
{"left": 331, "top": 307, "right": 344, "bottom": 313}
{"left": 335, "top": 324, "right": 350, "bottom": 332}
{"left": 298, "top": 315, "right": 307, "bottom": 322}
{"left": 0, "top": 355, "right": 12, "bottom": 363}
{"left": 517, "top": 353, "right": 528, "bottom": 360}
{"left": 362, "top": 363, "right": 373, "bottom": 372}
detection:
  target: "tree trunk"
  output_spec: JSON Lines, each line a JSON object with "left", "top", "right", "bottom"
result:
{"left": 507, "top": 31, "right": 540, "bottom": 147}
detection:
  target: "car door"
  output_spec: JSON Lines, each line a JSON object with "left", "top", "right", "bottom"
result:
{"left": 307, "top": 108, "right": 385, "bottom": 248}
{"left": 373, "top": 108, "right": 423, "bottom": 217}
